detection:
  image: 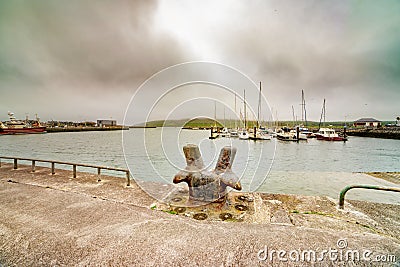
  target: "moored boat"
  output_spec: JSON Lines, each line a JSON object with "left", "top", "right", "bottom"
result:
{"left": 276, "top": 127, "right": 297, "bottom": 141}
{"left": 229, "top": 129, "right": 239, "bottom": 138}
{"left": 290, "top": 129, "right": 308, "bottom": 140}
{"left": 316, "top": 99, "right": 347, "bottom": 142}
{"left": 238, "top": 129, "right": 249, "bottom": 140}
{"left": 315, "top": 128, "right": 346, "bottom": 141}
{"left": 220, "top": 127, "right": 230, "bottom": 137}
{"left": 0, "top": 112, "right": 46, "bottom": 135}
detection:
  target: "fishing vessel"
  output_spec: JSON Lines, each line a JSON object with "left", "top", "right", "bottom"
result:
{"left": 0, "top": 112, "right": 46, "bottom": 135}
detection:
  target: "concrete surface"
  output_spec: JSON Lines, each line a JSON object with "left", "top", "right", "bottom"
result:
{"left": 0, "top": 163, "right": 399, "bottom": 266}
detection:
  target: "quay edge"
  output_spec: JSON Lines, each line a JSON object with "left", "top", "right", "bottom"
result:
{"left": 0, "top": 163, "right": 399, "bottom": 266}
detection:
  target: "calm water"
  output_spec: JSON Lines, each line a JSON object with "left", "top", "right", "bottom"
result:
{"left": 1, "top": 128, "right": 399, "bottom": 204}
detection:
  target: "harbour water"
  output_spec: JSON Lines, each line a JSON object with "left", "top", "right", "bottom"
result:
{"left": 1, "top": 128, "right": 399, "bottom": 204}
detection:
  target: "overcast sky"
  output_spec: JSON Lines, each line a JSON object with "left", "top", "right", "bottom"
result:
{"left": 0, "top": 0, "right": 399, "bottom": 124}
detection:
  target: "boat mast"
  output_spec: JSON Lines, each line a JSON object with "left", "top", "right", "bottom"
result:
{"left": 301, "top": 91, "right": 304, "bottom": 123}
{"left": 243, "top": 89, "right": 247, "bottom": 129}
{"left": 323, "top": 99, "right": 326, "bottom": 126}
{"left": 257, "top": 82, "right": 261, "bottom": 129}
{"left": 303, "top": 90, "right": 307, "bottom": 126}
{"left": 318, "top": 98, "right": 326, "bottom": 129}
{"left": 301, "top": 90, "right": 307, "bottom": 126}
{"left": 292, "top": 105, "right": 295, "bottom": 127}
{"left": 214, "top": 101, "right": 217, "bottom": 128}
{"left": 234, "top": 92, "right": 237, "bottom": 129}
{"left": 223, "top": 106, "right": 226, "bottom": 128}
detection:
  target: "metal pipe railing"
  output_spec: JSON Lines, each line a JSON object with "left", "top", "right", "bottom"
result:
{"left": 0, "top": 156, "right": 131, "bottom": 186}
{"left": 339, "top": 184, "right": 400, "bottom": 209}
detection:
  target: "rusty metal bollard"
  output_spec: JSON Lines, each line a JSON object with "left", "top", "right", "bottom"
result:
{"left": 173, "top": 144, "right": 241, "bottom": 203}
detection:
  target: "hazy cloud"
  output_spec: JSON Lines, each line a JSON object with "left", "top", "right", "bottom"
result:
{"left": 0, "top": 0, "right": 189, "bottom": 121}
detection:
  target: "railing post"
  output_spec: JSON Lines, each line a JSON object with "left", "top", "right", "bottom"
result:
{"left": 0, "top": 158, "right": 1, "bottom": 168}
{"left": 126, "top": 171, "right": 131, "bottom": 186}
{"left": 97, "top": 167, "right": 102, "bottom": 182}
{"left": 32, "top": 160, "right": 36, "bottom": 172}
{"left": 14, "top": 159, "right": 17, "bottom": 169}
{"left": 73, "top": 165, "right": 77, "bottom": 178}
{"left": 51, "top": 162, "right": 55, "bottom": 175}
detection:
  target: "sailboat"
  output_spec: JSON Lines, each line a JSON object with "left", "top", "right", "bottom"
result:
{"left": 220, "top": 107, "right": 230, "bottom": 137}
{"left": 209, "top": 101, "right": 219, "bottom": 139}
{"left": 298, "top": 90, "right": 314, "bottom": 138}
{"left": 239, "top": 129, "right": 249, "bottom": 140}
{"left": 239, "top": 89, "right": 249, "bottom": 140}
{"left": 316, "top": 99, "right": 347, "bottom": 141}
{"left": 290, "top": 104, "right": 307, "bottom": 141}
{"left": 229, "top": 93, "right": 239, "bottom": 138}
{"left": 250, "top": 82, "right": 270, "bottom": 140}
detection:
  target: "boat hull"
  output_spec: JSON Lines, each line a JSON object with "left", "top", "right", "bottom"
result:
{"left": 316, "top": 135, "right": 345, "bottom": 141}
{"left": 0, "top": 127, "right": 47, "bottom": 135}
{"left": 276, "top": 134, "right": 297, "bottom": 141}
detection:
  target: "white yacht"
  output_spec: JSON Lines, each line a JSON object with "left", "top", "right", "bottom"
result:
{"left": 239, "top": 129, "right": 249, "bottom": 140}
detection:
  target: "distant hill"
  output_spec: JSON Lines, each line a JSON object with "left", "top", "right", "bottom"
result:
{"left": 139, "top": 118, "right": 356, "bottom": 129}
{"left": 144, "top": 118, "right": 223, "bottom": 128}
{"left": 135, "top": 118, "right": 396, "bottom": 129}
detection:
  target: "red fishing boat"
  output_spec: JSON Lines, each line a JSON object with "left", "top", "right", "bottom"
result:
{"left": 0, "top": 112, "right": 46, "bottom": 135}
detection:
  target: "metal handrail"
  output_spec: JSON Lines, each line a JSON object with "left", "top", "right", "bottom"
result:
{"left": 339, "top": 184, "right": 400, "bottom": 209}
{"left": 0, "top": 156, "right": 131, "bottom": 186}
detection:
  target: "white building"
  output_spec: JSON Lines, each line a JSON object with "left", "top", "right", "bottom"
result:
{"left": 353, "top": 118, "right": 382, "bottom": 128}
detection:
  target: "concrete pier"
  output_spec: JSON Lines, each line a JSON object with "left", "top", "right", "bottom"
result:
{"left": 0, "top": 163, "right": 399, "bottom": 266}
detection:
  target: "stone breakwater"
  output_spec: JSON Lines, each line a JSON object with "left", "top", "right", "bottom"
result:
{"left": 346, "top": 127, "right": 400, "bottom": 140}
{"left": 0, "top": 163, "right": 399, "bottom": 266}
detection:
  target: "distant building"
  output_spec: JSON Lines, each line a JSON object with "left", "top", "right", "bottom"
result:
{"left": 353, "top": 118, "right": 382, "bottom": 128}
{"left": 97, "top": 119, "right": 117, "bottom": 127}
{"left": 79, "top": 121, "right": 96, "bottom": 127}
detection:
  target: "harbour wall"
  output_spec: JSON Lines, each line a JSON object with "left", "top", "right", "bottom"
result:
{"left": 46, "top": 126, "right": 128, "bottom": 133}
{"left": 346, "top": 127, "right": 400, "bottom": 140}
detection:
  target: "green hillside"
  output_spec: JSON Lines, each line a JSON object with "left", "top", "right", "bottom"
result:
{"left": 142, "top": 118, "right": 353, "bottom": 129}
